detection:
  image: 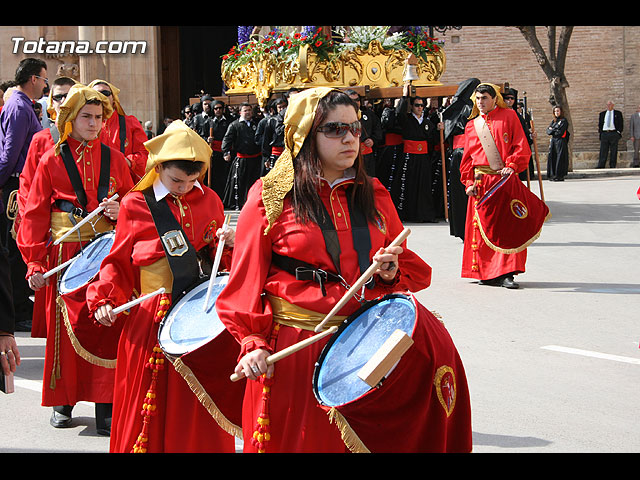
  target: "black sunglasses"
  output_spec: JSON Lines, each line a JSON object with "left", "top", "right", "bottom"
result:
{"left": 96, "top": 90, "right": 112, "bottom": 97}
{"left": 317, "top": 121, "right": 362, "bottom": 138}
{"left": 51, "top": 93, "right": 67, "bottom": 102}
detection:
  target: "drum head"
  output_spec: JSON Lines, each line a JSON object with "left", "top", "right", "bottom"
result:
{"left": 158, "top": 274, "right": 229, "bottom": 356}
{"left": 313, "top": 294, "right": 416, "bottom": 407}
{"left": 59, "top": 231, "right": 116, "bottom": 294}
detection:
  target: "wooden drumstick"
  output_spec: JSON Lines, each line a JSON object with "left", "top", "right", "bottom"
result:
{"left": 112, "top": 287, "right": 166, "bottom": 315}
{"left": 42, "top": 255, "right": 77, "bottom": 279}
{"left": 230, "top": 325, "right": 339, "bottom": 382}
{"left": 53, "top": 193, "right": 119, "bottom": 245}
{"left": 313, "top": 227, "right": 411, "bottom": 333}
{"left": 202, "top": 214, "right": 231, "bottom": 311}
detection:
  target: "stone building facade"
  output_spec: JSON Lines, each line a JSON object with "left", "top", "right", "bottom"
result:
{"left": 1, "top": 25, "right": 638, "bottom": 168}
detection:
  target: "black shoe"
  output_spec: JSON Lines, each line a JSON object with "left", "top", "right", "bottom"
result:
{"left": 95, "top": 403, "right": 112, "bottom": 436}
{"left": 501, "top": 275, "right": 520, "bottom": 289}
{"left": 50, "top": 406, "right": 73, "bottom": 428}
{"left": 479, "top": 277, "right": 501, "bottom": 286}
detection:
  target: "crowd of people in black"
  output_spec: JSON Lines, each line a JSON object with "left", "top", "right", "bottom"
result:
{"left": 180, "top": 86, "right": 458, "bottom": 224}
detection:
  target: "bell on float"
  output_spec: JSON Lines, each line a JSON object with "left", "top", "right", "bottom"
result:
{"left": 403, "top": 53, "right": 420, "bottom": 83}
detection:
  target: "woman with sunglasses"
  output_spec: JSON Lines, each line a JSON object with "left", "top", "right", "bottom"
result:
{"left": 216, "top": 87, "right": 471, "bottom": 453}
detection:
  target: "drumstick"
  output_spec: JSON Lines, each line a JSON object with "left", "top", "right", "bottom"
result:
{"left": 112, "top": 287, "right": 166, "bottom": 315}
{"left": 314, "top": 227, "right": 411, "bottom": 333}
{"left": 42, "top": 255, "right": 77, "bottom": 279}
{"left": 202, "top": 214, "right": 231, "bottom": 312}
{"left": 53, "top": 193, "right": 119, "bottom": 245}
{"left": 230, "top": 325, "right": 339, "bottom": 382}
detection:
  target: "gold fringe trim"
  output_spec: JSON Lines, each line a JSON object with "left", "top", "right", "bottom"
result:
{"left": 172, "top": 357, "right": 243, "bottom": 440}
{"left": 56, "top": 295, "right": 117, "bottom": 369}
{"left": 473, "top": 209, "right": 552, "bottom": 254}
{"left": 327, "top": 407, "right": 370, "bottom": 453}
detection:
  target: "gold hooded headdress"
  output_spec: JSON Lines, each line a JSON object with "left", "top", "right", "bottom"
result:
{"left": 261, "top": 86, "right": 354, "bottom": 235}
{"left": 468, "top": 83, "right": 508, "bottom": 119}
{"left": 54, "top": 83, "right": 114, "bottom": 155}
{"left": 88, "top": 79, "right": 126, "bottom": 116}
{"left": 132, "top": 119, "right": 212, "bottom": 192}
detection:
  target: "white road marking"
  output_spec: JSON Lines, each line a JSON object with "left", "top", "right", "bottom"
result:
{"left": 541, "top": 345, "right": 640, "bottom": 365}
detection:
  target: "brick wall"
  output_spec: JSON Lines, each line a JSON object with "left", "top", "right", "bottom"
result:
{"left": 439, "top": 26, "right": 640, "bottom": 168}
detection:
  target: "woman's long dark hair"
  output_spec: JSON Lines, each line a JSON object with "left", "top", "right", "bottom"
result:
{"left": 291, "top": 90, "right": 377, "bottom": 225}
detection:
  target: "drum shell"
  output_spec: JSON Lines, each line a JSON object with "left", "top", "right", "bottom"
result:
{"left": 58, "top": 231, "right": 123, "bottom": 363}
{"left": 314, "top": 294, "right": 472, "bottom": 453}
{"left": 158, "top": 276, "right": 244, "bottom": 431}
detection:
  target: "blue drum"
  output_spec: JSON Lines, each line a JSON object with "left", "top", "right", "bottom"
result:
{"left": 58, "top": 230, "right": 116, "bottom": 294}
{"left": 158, "top": 273, "right": 229, "bottom": 357}
{"left": 313, "top": 294, "right": 417, "bottom": 407}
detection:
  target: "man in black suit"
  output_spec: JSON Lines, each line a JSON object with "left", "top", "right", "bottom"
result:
{"left": 597, "top": 100, "right": 624, "bottom": 168}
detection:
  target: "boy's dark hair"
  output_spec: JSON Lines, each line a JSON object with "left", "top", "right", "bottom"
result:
{"left": 475, "top": 84, "right": 497, "bottom": 98}
{"left": 160, "top": 159, "right": 205, "bottom": 176}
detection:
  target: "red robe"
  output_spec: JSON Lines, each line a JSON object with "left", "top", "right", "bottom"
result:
{"left": 459, "top": 106, "right": 532, "bottom": 280}
{"left": 99, "top": 112, "right": 149, "bottom": 183}
{"left": 18, "top": 127, "right": 55, "bottom": 338}
{"left": 216, "top": 176, "right": 472, "bottom": 453}
{"left": 86, "top": 183, "right": 238, "bottom": 453}
{"left": 16, "top": 136, "right": 134, "bottom": 407}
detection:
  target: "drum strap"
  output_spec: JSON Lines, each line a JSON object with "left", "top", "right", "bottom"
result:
{"left": 118, "top": 114, "right": 127, "bottom": 153}
{"left": 58, "top": 141, "right": 111, "bottom": 217}
{"left": 142, "top": 187, "right": 201, "bottom": 298}
{"left": 271, "top": 184, "right": 374, "bottom": 296}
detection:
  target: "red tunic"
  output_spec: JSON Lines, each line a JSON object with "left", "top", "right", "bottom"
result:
{"left": 85, "top": 184, "right": 237, "bottom": 453}
{"left": 99, "top": 112, "right": 149, "bottom": 183}
{"left": 16, "top": 136, "right": 134, "bottom": 407}
{"left": 459, "top": 107, "right": 532, "bottom": 280}
{"left": 216, "top": 177, "right": 472, "bottom": 452}
{"left": 18, "top": 127, "right": 55, "bottom": 338}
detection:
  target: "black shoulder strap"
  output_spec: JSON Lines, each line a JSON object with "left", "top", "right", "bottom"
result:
{"left": 312, "top": 183, "right": 373, "bottom": 287}
{"left": 59, "top": 142, "right": 88, "bottom": 211}
{"left": 97, "top": 144, "right": 111, "bottom": 202}
{"left": 142, "top": 187, "right": 201, "bottom": 298}
{"left": 118, "top": 114, "right": 127, "bottom": 153}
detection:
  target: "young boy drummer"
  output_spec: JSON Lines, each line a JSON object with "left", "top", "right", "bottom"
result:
{"left": 87, "top": 120, "right": 240, "bottom": 453}
{"left": 16, "top": 83, "right": 134, "bottom": 433}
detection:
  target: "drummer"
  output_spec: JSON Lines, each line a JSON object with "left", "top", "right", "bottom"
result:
{"left": 86, "top": 120, "right": 238, "bottom": 453}
{"left": 215, "top": 87, "right": 469, "bottom": 453}
{"left": 16, "top": 84, "right": 134, "bottom": 434}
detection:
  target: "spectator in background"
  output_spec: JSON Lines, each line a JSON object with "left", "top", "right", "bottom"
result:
{"left": 0, "top": 57, "right": 48, "bottom": 333}
{"left": 597, "top": 100, "right": 623, "bottom": 168}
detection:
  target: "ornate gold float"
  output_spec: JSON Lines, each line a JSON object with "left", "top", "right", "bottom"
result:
{"left": 221, "top": 28, "right": 447, "bottom": 107}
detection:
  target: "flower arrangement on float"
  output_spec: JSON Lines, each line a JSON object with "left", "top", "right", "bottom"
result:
{"left": 221, "top": 26, "right": 447, "bottom": 107}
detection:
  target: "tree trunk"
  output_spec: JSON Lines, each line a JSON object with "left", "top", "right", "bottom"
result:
{"left": 515, "top": 26, "right": 574, "bottom": 170}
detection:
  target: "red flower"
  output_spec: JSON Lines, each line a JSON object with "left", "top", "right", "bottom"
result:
{"left": 407, "top": 41, "right": 414, "bottom": 49}
{"left": 315, "top": 40, "right": 323, "bottom": 47}
{"left": 419, "top": 40, "right": 426, "bottom": 47}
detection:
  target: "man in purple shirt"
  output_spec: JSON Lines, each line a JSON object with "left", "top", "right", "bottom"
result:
{"left": 0, "top": 57, "right": 47, "bottom": 332}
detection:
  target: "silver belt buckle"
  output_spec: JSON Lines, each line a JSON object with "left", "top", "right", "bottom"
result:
{"left": 162, "top": 230, "right": 188, "bottom": 256}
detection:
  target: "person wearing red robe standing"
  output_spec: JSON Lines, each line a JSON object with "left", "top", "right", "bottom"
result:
{"left": 459, "top": 83, "right": 532, "bottom": 288}
{"left": 216, "top": 87, "right": 472, "bottom": 453}
{"left": 87, "top": 120, "right": 240, "bottom": 453}
{"left": 16, "top": 84, "right": 134, "bottom": 433}
{"left": 17, "top": 76, "right": 76, "bottom": 339}
{"left": 88, "top": 79, "right": 149, "bottom": 183}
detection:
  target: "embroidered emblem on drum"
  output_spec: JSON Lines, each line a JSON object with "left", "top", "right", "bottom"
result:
{"left": 510, "top": 198, "right": 528, "bottom": 219}
{"left": 434, "top": 365, "right": 456, "bottom": 417}
{"left": 203, "top": 219, "right": 218, "bottom": 243}
{"left": 162, "top": 229, "right": 189, "bottom": 256}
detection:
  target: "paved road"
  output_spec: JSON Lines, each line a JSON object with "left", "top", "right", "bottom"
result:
{"left": 1, "top": 173, "right": 638, "bottom": 453}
